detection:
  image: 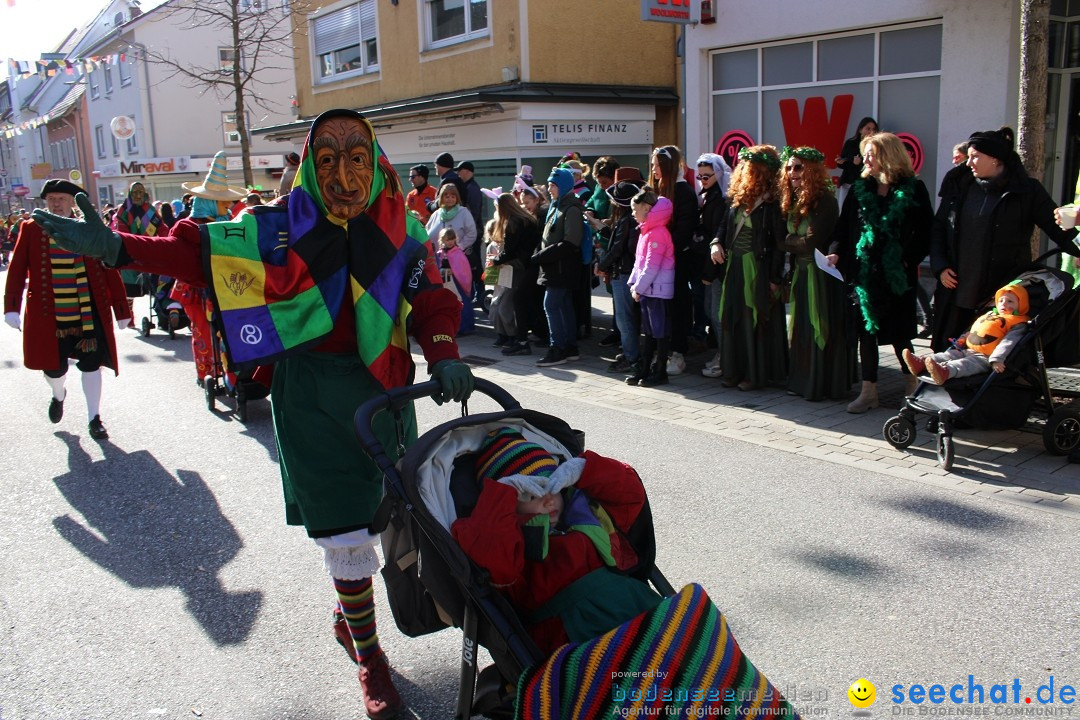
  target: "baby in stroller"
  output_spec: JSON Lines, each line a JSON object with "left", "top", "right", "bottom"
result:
{"left": 903, "top": 283, "right": 1028, "bottom": 384}
{"left": 451, "top": 427, "right": 662, "bottom": 654}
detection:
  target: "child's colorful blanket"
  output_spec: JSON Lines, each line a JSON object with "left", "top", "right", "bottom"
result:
{"left": 514, "top": 583, "right": 800, "bottom": 720}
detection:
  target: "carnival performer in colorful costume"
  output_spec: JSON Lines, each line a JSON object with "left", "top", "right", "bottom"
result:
{"left": 5, "top": 179, "right": 131, "bottom": 440}
{"left": 171, "top": 152, "right": 248, "bottom": 384}
{"left": 112, "top": 181, "right": 161, "bottom": 327}
{"left": 32, "top": 109, "right": 475, "bottom": 720}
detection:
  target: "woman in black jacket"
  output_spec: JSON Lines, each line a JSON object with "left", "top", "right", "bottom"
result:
{"left": 834, "top": 132, "right": 933, "bottom": 412}
{"left": 929, "top": 129, "right": 1078, "bottom": 351}
{"left": 835, "top": 117, "right": 878, "bottom": 208}
{"left": 651, "top": 145, "right": 701, "bottom": 375}
{"left": 596, "top": 174, "right": 646, "bottom": 375}
{"left": 695, "top": 153, "right": 730, "bottom": 377}
{"left": 491, "top": 193, "right": 542, "bottom": 356}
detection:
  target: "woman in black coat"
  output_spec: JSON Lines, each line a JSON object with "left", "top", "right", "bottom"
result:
{"left": 833, "top": 132, "right": 933, "bottom": 412}
{"left": 835, "top": 117, "right": 878, "bottom": 207}
{"left": 929, "top": 130, "right": 1079, "bottom": 351}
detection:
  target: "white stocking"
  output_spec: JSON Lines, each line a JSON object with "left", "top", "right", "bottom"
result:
{"left": 44, "top": 374, "right": 66, "bottom": 402}
{"left": 81, "top": 369, "right": 102, "bottom": 419}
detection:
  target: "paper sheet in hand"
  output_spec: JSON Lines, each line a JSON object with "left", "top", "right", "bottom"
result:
{"left": 815, "top": 249, "right": 843, "bottom": 281}
{"left": 497, "top": 264, "right": 513, "bottom": 288}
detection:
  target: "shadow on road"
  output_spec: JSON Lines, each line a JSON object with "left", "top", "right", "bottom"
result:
{"left": 50, "top": 431, "right": 262, "bottom": 646}
{"left": 884, "top": 495, "right": 1019, "bottom": 531}
{"left": 794, "top": 549, "right": 891, "bottom": 581}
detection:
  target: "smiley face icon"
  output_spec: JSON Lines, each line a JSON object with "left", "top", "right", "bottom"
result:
{"left": 848, "top": 679, "right": 876, "bottom": 708}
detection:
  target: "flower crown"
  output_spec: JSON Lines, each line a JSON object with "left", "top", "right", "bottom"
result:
{"left": 779, "top": 146, "right": 825, "bottom": 164}
{"left": 738, "top": 147, "right": 781, "bottom": 170}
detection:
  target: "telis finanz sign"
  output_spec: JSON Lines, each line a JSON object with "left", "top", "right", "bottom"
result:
{"left": 641, "top": 0, "right": 700, "bottom": 24}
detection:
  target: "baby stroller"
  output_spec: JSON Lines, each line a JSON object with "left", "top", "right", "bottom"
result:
{"left": 137, "top": 274, "right": 190, "bottom": 339}
{"left": 882, "top": 257, "right": 1080, "bottom": 470}
{"left": 355, "top": 379, "right": 797, "bottom": 719}
{"left": 203, "top": 325, "right": 270, "bottom": 423}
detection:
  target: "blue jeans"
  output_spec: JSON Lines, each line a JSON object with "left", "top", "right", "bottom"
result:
{"left": 543, "top": 286, "right": 575, "bottom": 349}
{"left": 611, "top": 277, "right": 640, "bottom": 361}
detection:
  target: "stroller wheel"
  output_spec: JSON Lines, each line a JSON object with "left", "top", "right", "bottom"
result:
{"left": 1042, "top": 406, "right": 1080, "bottom": 455}
{"left": 141, "top": 317, "right": 152, "bottom": 337}
{"left": 936, "top": 433, "right": 955, "bottom": 471}
{"left": 204, "top": 377, "right": 216, "bottom": 412}
{"left": 883, "top": 415, "right": 916, "bottom": 450}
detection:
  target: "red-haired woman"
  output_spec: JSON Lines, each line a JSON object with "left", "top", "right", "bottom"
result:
{"left": 713, "top": 145, "right": 788, "bottom": 390}
{"left": 779, "top": 146, "right": 855, "bottom": 400}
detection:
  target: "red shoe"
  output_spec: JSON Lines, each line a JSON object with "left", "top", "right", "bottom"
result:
{"left": 333, "top": 608, "right": 358, "bottom": 664}
{"left": 358, "top": 652, "right": 404, "bottom": 720}
{"left": 926, "top": 358, "right": 951, "bottom": 385}
{"left": 901, "top": 348, "right": 926, "bottom": 376}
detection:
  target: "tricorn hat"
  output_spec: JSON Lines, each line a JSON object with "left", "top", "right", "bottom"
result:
{"left": 41, "top": 178, "right": 86, "bottom": 198}
{"left": 182, "top": 151, "right": 247, "bottom": 201}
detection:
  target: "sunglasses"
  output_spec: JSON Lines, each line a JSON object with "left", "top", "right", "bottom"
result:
{"left": 653, "top": 147, "right": 672, "bottom": 159}
{"left": 786, "top": 164, "right": 804, "bottom": 172}
{"left": 696, "top": 173, "right": 715, "bottom": 181}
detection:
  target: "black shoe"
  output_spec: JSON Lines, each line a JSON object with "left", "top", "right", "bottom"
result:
{"left": 501, "top": 340, "right": 531, "bottom": 356}
{"left": 88, "top": 415, "right": 109, "bottom": 440}
{"left": 48, "top": 393, "right": 65, "bottom": 424}
{"left": 535, "top": 348, "right": 567, "bottom": 367}
{"left": 492, "top": 334, "right": 511, "bottom": 348}
{"left": 638, "top": 369, "right": 669, "bottom": 387}
{"left": 564, "top": 345, "right": 580, "bottom": 361}
{"left": 598, "top": 331, "right": 621, "bottom": 348}
{"left": 607, "top": 357, "right": 637, "bottom": 373}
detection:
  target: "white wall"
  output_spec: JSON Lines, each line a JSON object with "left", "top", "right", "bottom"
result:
{"left": 685, "top": 0, "right": 1020, "bottom": 195}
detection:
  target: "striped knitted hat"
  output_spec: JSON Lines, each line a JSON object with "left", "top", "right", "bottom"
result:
{"left": 476, "top": 427, "right": 558, "bottom": 486}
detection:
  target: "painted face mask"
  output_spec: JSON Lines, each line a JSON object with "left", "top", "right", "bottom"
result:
{"left": 311, "top": 116, "right": 375, "bottom": 220}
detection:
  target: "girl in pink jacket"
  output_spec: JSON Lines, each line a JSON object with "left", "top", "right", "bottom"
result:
{"left": 626, "top": 191, "right": 674, "bottom": 386}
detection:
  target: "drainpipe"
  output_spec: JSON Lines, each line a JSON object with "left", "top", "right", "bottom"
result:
{"left": 129, "top": 41, "right": 157, "bottom": 156}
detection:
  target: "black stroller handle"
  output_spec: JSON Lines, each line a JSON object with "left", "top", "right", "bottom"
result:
{"left": 353, "top": 377, "right": 522, "bottom": 475}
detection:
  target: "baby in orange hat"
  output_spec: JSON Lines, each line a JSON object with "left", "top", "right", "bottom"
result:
{"left": 904, "top": 284, "right": 1029, "bottom": 384}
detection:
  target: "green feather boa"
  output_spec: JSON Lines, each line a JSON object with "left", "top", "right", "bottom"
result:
{"left": 852, "top": 177, "right": 916, "bottom": 334}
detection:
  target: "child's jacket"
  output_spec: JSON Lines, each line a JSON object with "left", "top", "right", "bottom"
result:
{"left": 627, "top": 197, "right": 675, "bottom": 299}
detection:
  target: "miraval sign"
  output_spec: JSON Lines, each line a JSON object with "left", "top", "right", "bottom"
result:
{"left": 98, "top": 156, "right": 191, "bottom": 178}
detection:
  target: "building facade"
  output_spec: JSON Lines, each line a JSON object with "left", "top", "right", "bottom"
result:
{"left": 684, "top": 0, "right": 1079, "bottom": 207}
{"left": 259, "top": 0, "right": 680, "bottom": 199}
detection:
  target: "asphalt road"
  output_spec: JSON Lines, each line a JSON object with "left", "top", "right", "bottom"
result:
{"left": 0, "top": 309, "right": 1077, "bottom": 720}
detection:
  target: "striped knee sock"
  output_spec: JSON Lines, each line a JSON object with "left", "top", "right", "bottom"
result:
{"left": 332, "top": 576, "right": 381, "bottom": 663}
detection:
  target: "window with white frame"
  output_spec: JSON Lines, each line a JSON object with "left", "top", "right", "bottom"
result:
{"left": 219, "top": 47, "right": 244, "bottom": 73}
{"left": 311, "top": 0, "right": 378, "bottom": 83}
{"left": 425, "top": 0, "right": 488, "bottom": 49}
{"left": 51, "top": 143, "right": 60, "bottom": 170}
{"left": 126, "top": 117, "right": 138, "bottom": 153}
{"left": 240, "top": 0, "right": 266, "bottom": 12}
{"left": 111, "top": 132, "right": 119, "bottom": 157}
{"left": 95, "top": 125, "right": 105, "bottom": 158}
{"left": 119, "top": 57, "right": 131, "bottom": 86}
{"left": 90, "top": 70, "right": 100, "bottom": 100}
{"left": 104, "top": 65, "right": 113, "bottom": 94}
{"left": 222, "top": 111, "right": 247, "bottom": 145}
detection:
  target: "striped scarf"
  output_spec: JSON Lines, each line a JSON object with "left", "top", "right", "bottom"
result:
{"left": 49, "top": 239, "right": 96, "bottom": 351}
{"left": 202, "top": 110, "right": 442, "bottom": 389}
{"left": 515, "top": 583, "right": 800, "bottom": 720}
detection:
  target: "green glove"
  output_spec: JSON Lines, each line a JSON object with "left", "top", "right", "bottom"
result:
{"left": 430, "top": 359, "right": 475, "bottom": 405}
{"left": 31, "top": 193, "right": 122, "bottom": 266}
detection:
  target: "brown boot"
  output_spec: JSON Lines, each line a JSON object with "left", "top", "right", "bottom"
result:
{"left": 846, "top": 381, "right": 879, "bottom": 413}
{"left": 926, "top": 358, "right": 951, "bottom": 385}
{"left": 358, "top": 652, "right": 404, "bottom": 719}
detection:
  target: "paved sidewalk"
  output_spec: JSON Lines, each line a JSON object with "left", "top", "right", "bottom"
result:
{"left": 453, "top": 297, "right": 1080, "bottom": 519}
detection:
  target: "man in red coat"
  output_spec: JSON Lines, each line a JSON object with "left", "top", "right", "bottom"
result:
{"left": 3, "top": 179, "right": 131, "bottom": 439}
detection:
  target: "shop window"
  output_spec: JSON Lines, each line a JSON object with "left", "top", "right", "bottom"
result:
{"left": 818, "top": 34, "right": 874, "bottom": 81}
{"left": 426, "top": 0, "right": 489, "bottom": 49}
{"left": 312, "top": 0, "right": 378, "bottom": 84}
{"left": 879, "top": 25, "right": 942, "bottom": 75}
{"left": 712, "top": 49, "right": 757, "bottom": 91}
{"left": 763, "top": 42, "right": 812, "bottom": 86}
{"left": 712, "top": 92, "right": 757, "bottom": 142}
{"left": 1050, "top": 21, "right": 1066, "bottom": 68}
